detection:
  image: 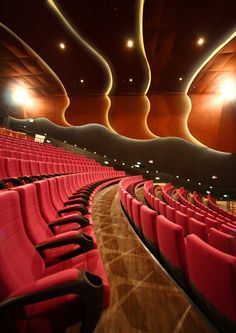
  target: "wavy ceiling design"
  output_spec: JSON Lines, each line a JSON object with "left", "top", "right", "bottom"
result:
{"left": 0, "top": 1, "right": 236, "bottom": 152}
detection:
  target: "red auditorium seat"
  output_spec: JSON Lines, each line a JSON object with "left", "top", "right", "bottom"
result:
{"left": 156, "top": 215, "right": 187, "bottom": 285}
{"left": 188, "top": 217, "right": 209, "bottom": 242}
{"left": 221, "top": 224, "right": 236, "bottom": 237}
{"left": 13, "top": 183, "right": 95, "bottom": 264}
{"left": 204, "top": 216, "right": 221, "bottom": 230}
{"left": 158, "top": 200, "right": 167, "bottom": 216}
{"left": 0, "top": 190, "right": 109, "bottom": 333}
{"left": 175, "top": 210, "right": 189, "bottom": 236}
{"left": 140, "top": 205, "right": 158, "bottom": 253}
{"left": 186, "top": 234, "right": 236, "bottom": 332}
{"left": 208, "top": 228, "right": 236, "bottom": 256}
{"left": 165, "top": 205, "right": 176, "bottom": 222}
{"left": 131, "top": 198, "right": 143, "bottom": 237}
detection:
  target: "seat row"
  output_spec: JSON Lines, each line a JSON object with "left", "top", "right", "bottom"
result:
{"left": 120, "top": 176, "right": 236, "bottom": 333}
{"left": 0, "top": 171, "right": 124, "bottom": 333}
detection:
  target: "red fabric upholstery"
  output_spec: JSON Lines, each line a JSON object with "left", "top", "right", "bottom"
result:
{"left": 140, "top": 205, "right": 158, "bottom": 246}
{"left": 188, "top": 217, "right": 208, "bottom": 242}
{"left": 208, "top": 228, "right": 236, "bottom": 256}
{"left": 156, "top": 215, "right": 187, "bottom": 272}
{"left": 186, "top": 234, "right": 236, "bottom": 323}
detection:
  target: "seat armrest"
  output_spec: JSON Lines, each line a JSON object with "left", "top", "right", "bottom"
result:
{"left": 48, "top": 215, "right": 89, "bottom": 229}
{"left": 58, "top": 204, "right": 88, "bottom": 216}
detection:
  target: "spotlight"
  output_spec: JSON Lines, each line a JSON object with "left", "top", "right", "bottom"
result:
{"left": 127, "top": 39, "right": 134, "bottom": 48}
{"left": 12, "top": 86, "right": 32, "bottom": 106}
{"left": 220, "top": 79, "right": 236, "bottom": 100}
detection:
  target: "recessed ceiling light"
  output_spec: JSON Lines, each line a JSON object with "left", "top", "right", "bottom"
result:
{"left": 114, "top": 159, "right": 117, "bottom": 162}
{"left": 156, "top": 170, "right": 158, "bottom": 173}
{"left": 64, "top": 140, "right": 66, "bottom": 143}
{"left": 94, "top": 152, "right": 96, "bottom": 154}
{"left": 179, "top": 77, "right": 183, "bottom": 81}
{"left": 59, "top": 42, "right": 66, "bottom": 50}
{"left": 74, "top": 144, "right": 77, "bottom": 147}
{"left": 80, "top": 79, "right": 84, "bottom": 83}
{"left": 197, "top": 37, "right": 205, "bottom": 46}
{"left": 84, "top": 148, "right": 86, "bottom": 150}
{"left": 146, "top": 170, "right": 149, "bottom": 173}
{"left": 127, "top": 39, "right": 134, "bottom": 48}
{"left": 44, "top": 133, "right": 47, "bottom": 136}
{"left": 122, "top": 162, "right": 125, "bottom": 165}
{"left": 129, "top": 78, "right": 133, "bottom": 82}
{"left": 131, "top": 166, "right": 134, "bottom": 168}
{"left": 148, "top": 160, "right": 154, "bottom": 164}
{"left": 206, "top": 191, "right": 210, "bottom": 194}
{"left": 209, "top": 186, "right": 213, "bottom": 189}
{"left": 155, "top": 177, "right": 160, "bottom": 180}
{"left": 198, "top": 182, "right": 201, "bottom": 185}
{"left": 212, "top": 175, "right": 218, "bottom": 179}
{"left": 104, "top": 161, "right": 109, "bottom": 165}
{"left": 29, "top": 118, "right": 34, "bottom": 123}
{"left": 176, "top": 175, "right": 179, "bottom": 178}
{"left": 104, "top": 155, "right": 106, "bottom": 158}
{"left": 187, "top": 179, "right": 190, "bottom": 182}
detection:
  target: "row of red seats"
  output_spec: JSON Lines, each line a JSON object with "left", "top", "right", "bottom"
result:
{"left": 0, "top": 171, "right": 125, "bottom": 333}
{"left": 144, "top": 181, "right": 236, "bottom": 254}
{"left": 120, "top": 177, "right": 236, "bottom": 333}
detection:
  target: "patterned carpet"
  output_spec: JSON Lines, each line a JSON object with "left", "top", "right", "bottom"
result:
{"left": 68, "top": 184, "right": 218, "bottom": 333}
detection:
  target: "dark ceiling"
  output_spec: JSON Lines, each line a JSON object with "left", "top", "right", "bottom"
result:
{"left": 1, "top": 0, "right": 236, "bottom": 96}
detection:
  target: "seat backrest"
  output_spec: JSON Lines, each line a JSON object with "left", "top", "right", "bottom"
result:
{"left": 208, "top": 228, "right": 236, "bottom": 256}
{"left": 159, "top": 200, "right": 167, "bottom": 216}
{"left": 188, "top": 217, "right": 208, "bottom": 242}
{"left": 156, "top": 215, "right": 187, "bottom": 271}
{"left": 165, "top": 205, "right": 176, "bottom": 223}
{"left": 13, "top": 184, "right": 53, "bottom": 245}
{"left": 131, "top": 198, "right": 142, "bottom": 231}
{"left": 204, "top": 216, "right": 221, "bottom": 230}
{"left": 5, "top": 157, "right": 21, "bottom": 178}
{"left": 186, "top": 234, "right": 236, "bottom": 324}
{"left": 221, "top": 224, "right": 236, "bottom": 237}
{"left": 175, "top": 210, "right": 189, "bottom": 236}
{"left": 18, "top": 159, "right": 31, "bottom": 176}
{"left": 0, "top": 157, "right": 8, "bottom": 179}
{"left": 0, "top": 191, "right": 44, "bottom": 299}
{"left": 140, "top": 205, "right": 158, "bottom": 245}
{"left": 35, "top": 180, "right": 59, "bottom": 223}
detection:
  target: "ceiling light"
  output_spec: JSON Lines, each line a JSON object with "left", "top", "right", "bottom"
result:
{"left": 176, "top": 175, "right": 179, "bottom": 178}
{"left": 223, "top": 194, "right": 228, "bottom": 198}
{"left": 104, "top": 155, "right": 106, "bottom": 158}
{"left": 134, "top": 164, "right": 140, "bottom": 168}
{"left": 29, "top": 119, "right": 34, "bottom": 123}
{"left": 129, "top": 78, "right": 133, "bottom": 82}
{"left": 131, "top": 166, "right": 134, "bottom": 168}
{"left": 59, "top": 42, "right": 65, "bottom": 49}
{"left": 127, "top": 39, "right": 134, "bottom": 48}
{"left": 80, "top": 79, "right": 84, "bottom": 83}
{"left": 136, "top": 162, "right": 142, "bottom": 165}
{"left": 12, "top": 86, "right": 32, "bottom": 106}
{"left": 197, "top": 37, "right": 205, "bottom": 46}
{"left": 146, "top": 170, "right": 149, "bottom": 173}
{"left": 179, "top": 77, "right": 183, "bottom": 81}
{"left": 64, "top": 140, "right": 66, "bottom": 143}
{"left": 114, "top": 159, "right": 117, "bottom": 161}
{"left": 187, "top": 179, "right": 190, "bottom": 182}
{"left": 206, "top": 191, "right": 210, "bottom": 194}
{"left": 148, "top": 160, "right": 154, "bottom": 164}
{"left": 122, "top": 162, "right": 125, "bottom": 165}
{"left": 220, "top": 79, "right": 236, "bottom": 100}
{"left": 94, "top": 152, "right": 96, "bottom": 154}
{"left": 209, "top": 186, "right": 213, "bottom": 189}
{"left": 198, "top": 182, "right": 201, "bottom": 185}
{"left": 84, "top": 148, "right": 86, "bottom": 150}
{"left": 104, "top": 161, "right": 109, "bottom": 165}
{"left": 212, "top": 175, "right": 218, "bottom": 179}
{"left": 156, "top": 171, "right": 158, "bottom": 173}
{"left": 155, "top": 177, "right": 160, "bottom": 180}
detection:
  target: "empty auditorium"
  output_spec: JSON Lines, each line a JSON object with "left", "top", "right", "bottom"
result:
{"left": 0, "top": 1, "right": 236, "bottom": 332}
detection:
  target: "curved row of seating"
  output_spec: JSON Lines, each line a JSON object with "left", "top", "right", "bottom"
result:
{"left": 0, "top": 170, "right": 125, "bottom": 333}
{"left": 120, "top": 177, "right": 236, "bottom": 333}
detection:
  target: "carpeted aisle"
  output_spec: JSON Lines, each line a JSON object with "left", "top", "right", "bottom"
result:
{"left": 68, "top": 184, "right": 217, "bottom": 333}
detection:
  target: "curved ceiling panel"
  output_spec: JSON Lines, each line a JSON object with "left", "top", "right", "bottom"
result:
{"left": 187, "top": 33, "right": 236, "bottom": 152}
